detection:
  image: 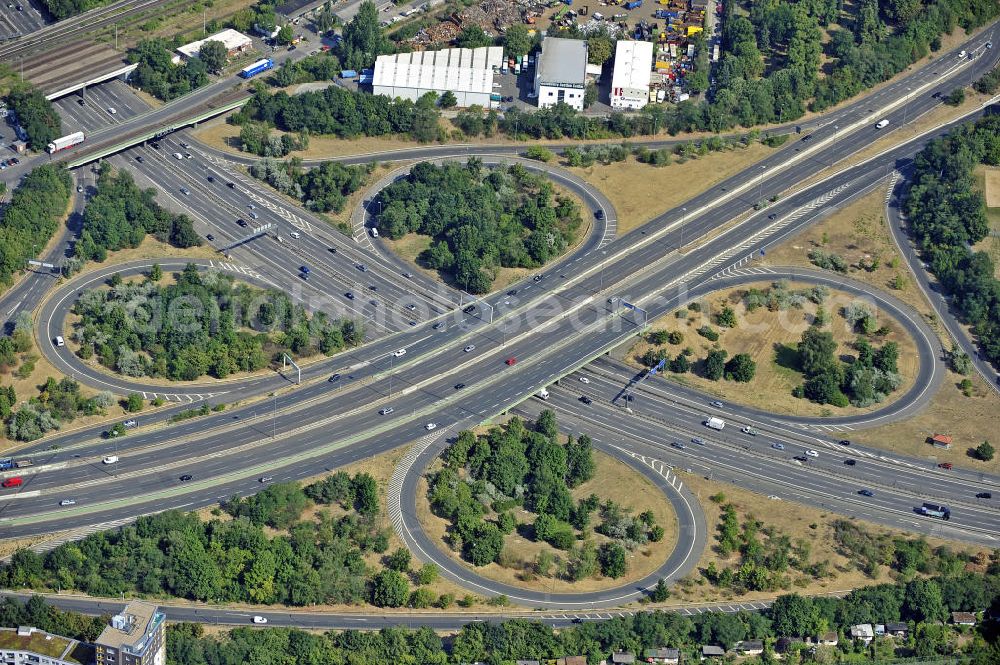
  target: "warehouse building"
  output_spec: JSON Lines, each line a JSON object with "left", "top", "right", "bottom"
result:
{"left": 534, "top": 37, "right": 588, "bottom": 111}
{"left": 175, "top": 29, "right": 253, "bottom": 62}
{"left": 372, "top": 45, "right": 504, "bottom": 107}
{"left": 610, "top": 40, "right": 654, "bottom": 110}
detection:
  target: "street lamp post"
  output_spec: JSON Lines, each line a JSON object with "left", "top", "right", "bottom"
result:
{"left": 680, "top": 207, "right": 687, "bottom": 250}
{"left": 758, "top": 166, "right": 766, "bottom": 204}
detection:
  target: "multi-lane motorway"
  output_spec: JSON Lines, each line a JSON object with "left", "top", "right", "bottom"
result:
{"left": 1, "top": 16, "right": 999, "bottom": 616}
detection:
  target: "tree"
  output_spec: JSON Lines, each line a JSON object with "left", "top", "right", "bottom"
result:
{"left": 371, "top": 569, "right": 409, "bottom": 607}
{"left": 769, "top": 594, "right": 817, "bottom": 638}
{"left": 598, "top": 542, "right": 627, "bottom": 578}
{"left": 975, "top": 440, "right": 995, "bottom": 462}
{"left": 724, "top": 354, "right": 756, "bottom": 382}
{"left": 583, "top": 81, "right": 597, "bottom": 108}
{"left": 339, "top": 0, "right": 389, "bottom": 71}
{"left": 417, "top": 563, "right": 439, "bottom": 585}
{"left": 124, "top": 393, "right": 143, "bottom": 412}
{"left": 439, "top": 90, "right": 457, "bottom": 108}
{"left": 385, "top": 547, "right": 411, "bottom": 572}
{"left": 198, "top": 40, "right": 227, "bottom": 74}
{"left": 149, "top": 263, "right": 162, "bottom": 282}
{"left": 456, "top": 25, "right": 494, "bottom": 49}
{"left": 716, "top": 306, "right": 738, "bottom": 328}
{"left": 587, "top": 34, "right": 613, "bottom": 65}
{"left": 277, "top": 25, "right": 295, "bottom": 46}
{"left": 704, "top": 349, "right": 728, "bottom": 380}
{"left": 649, "top": 578, "right": 670, "bottom": 602}
{"left": 670, "top": 353, "right": 690, "bottom": 373}
{"left": 353, "top": 473, "right": 379, "bottom": 514}
{"left": 503, "top": 24, "right": 532, "bottom": 56}
{"left": 944, "top": 87, "right": 966, "bottom": 106}
{"left": 798, "top": 327, "right": 838, "bottom": 376}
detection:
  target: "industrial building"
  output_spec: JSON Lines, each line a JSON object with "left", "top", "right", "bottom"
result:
{"left": 175, "top": 29, "right": 253, "bottom": 62}
{"left": 95, "top": 601, "right": 166, "bottom": 665}
{"left": 372, "top": 45, "right": 504, "bottom": 107}
{"left": 533, "top": 37, "right": 588, "bottom": 111}
{"left": 610, "top": 40, "right": 654, "bottom": 110}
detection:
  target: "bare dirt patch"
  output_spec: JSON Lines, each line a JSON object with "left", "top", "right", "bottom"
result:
{"left": 668, "top": 472, "right": 987, "bottom": 606}
{"left": 628, "top": 282, "right": 919, "bottom": 418}
{"left": 416, "top": 450, "right": 677, "bottom": 595}
{"left": 568, "top": 145, "right": 775, "bottom": 235}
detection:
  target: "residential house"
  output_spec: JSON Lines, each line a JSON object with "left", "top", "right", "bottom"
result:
{"left": 817, "top": 631, "right": 839, "bottom": 646}
{"left": 952, "top": 612, "right": 977, "bottom": 626}
{"left": 885, "top": 622, "right": 909, "bottom": 638}
{"left": 643, "top": 647, "right": 680, "bottom": 664}
{"left": 701, "top": 645, "right": 726, "bottom": 659}
{"left": 612, "top": 652, "right": 636, "bottom": 664}
{"left": 735, "top": 640, "right": 763, "bottom": 656}
{"left": 850, "top": 624, "right": 874, "bottom": 645}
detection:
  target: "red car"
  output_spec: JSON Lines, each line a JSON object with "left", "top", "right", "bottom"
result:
{"left": 505, "top": 357, "right": 517, "bottom": 366}
{"left": 2, "top": 477, "right": 23, "bottom": 488}
{"left": 938, "top": 462, "right": 953, "bottom": 470}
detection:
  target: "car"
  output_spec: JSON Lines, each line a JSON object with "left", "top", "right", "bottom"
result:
{"left": 379, "top": 407, "right": 394, "bottom": 415}
{"left": 859, "top": 489, "right": 875, "bottom": 497}
{"left": 123, "top": 419, "right": 137, "bottom": 429}
{"left": 259, "top": 476, "right": 273, "bottom": 483}
{"left": 368, "top": 284, "right": 377, "bottom": 291}
{"left": 938, "top": 462, "right": 953, "bottom": 470}
{"left": 152, "top": 142, "right": 160, "bottom": 149}
{"left": 9, "top": 158, "right": 17, "bottom": 165}
{"left": 77, "top": 98, "right": 85, "bottom": 106}
{"left": 767, "top": 495, "right": 782, "bottom": 501}
{"left": 932, "top": 91, "right": 942, "bottom": 99}
{"left": 579, "top": 377, "right": 590, "bottom": 384}
{"left": 594, "top": 209, "right": 604, "bottom": 220}
{"left": 237, "top": 219, "right": 248, "bottom": 227}
{"left": 180, "top": 187, "right": 190, "bottom": 196}
{"left": 838, "top": 439, "right": 851, "bottom": 446}
{"left": 671, "top": 441, "right": 686, "bottom": 450}
{"left": 345, "top": 292, "right": 354, "bottom": 299}
{"left": 249, "top": 212, "right": 258, "bottom": 219}
{"left": 59, "top": 499, "right": 76, "bottom": 506}
{"left": 793, "top": 455, "right": 808, "bottom": 462}
{"left": 357, "top": 264, "right": 367, "bottom": 272}
{"left": 287, "top": 45, "right": 296, "bottom": 51}
{"left": 179, "top": 474, "right": 192, "bottom": 481}
{"left": 800, "top": 134, "right": 813, "bottom": 142}
{"left": 407, "top": 303, "right": 416, "bottom": 311}
{"left": 328, "top": 373, "right": 341, "bottom": 382}
{"left": 1, "top": 477, "right": 23, "bottom": 489}
{"left": 369, "top": 298, "right": 379, "bottom": 305}
{"left": 107, "top": 107, "right": 116, "bottom": 114}
{"left": 988, "top": 41, "right": 994, "bottom": 49}
{"left": 771, "top": 442, "right": 785, "bottom": 450}
{"left": 252, "top": 616, "right": 268, "bottom": 624}
{"left": 533, "top": 275, "right": 543, "bottom": 282}
{"left": 455, "top": 383, "right": 466, "bottom": 390}
{"left": 710, "top": 400, "right": 724, "bottom": 408}
{"left": 300, "top": 265, "right": 311, "bottom": 274}
{"left": 227, "top": 182, "right": 236, "bottom": 188}
{"left": 55, "top": 335, "right": 65, "bottom": 347}
{"left": 425, "top": 422, "right": 437, "bottom": 431}
{"left": 580, "top": 395, "right": 593, "bottom": 405}
{"left": 804, "top": 449, "right": 819, "bottom": 458}
{"left": 393, "top": 348, "right": 406, "bottom": 357}
{"left": 691, "top": 437, "right": 705, "bottom": 445}
{"left": 76, "top": 185, "right": 83, "bottom": 192}
{"left": 206, "top": 234, "right": 214, "bottom": 241}
{"left": 505, "top": 357, "right": 517, "bottom": 366}
{"left": 571, "top": 618, "right": 583, "bottom": 624}
{"left": 404, "top": 272, "right": 414, "bottom": 278}
{"left": 464, "top": 345, "right": 476, "bottom": 353}
{"left": 103, "top": 455, "right": 119, "bottom": 464}
{"left": 207, "top": 176, "right": 214, "bottom": 183}
{"left": 844, "top": 459, "right": 857, "bottom": 466}
{"left": 463, "top": 305, "right": 476, "bottom": 314}
{"left": 136, "top": 155, "right": 144, "bottom": 163}
{"left": 290, "top": 231, "right": 301, "bottom": 239}
{"left": 507, "top": 289, "right": 518, "bottom": 296}
{"left": 433, "top": 322, "right": 444, "bottom": 330}
{"left": 740, "top": 426, "right": 757, "bottom": 435}
{"left": 976, "top": 492, "right": 993, "bottom": 499}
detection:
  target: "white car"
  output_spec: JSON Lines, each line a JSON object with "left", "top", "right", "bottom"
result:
{"left": 379, "top": 407, "right": 394, "bottom": 416}
{"left": 740, "top": 426, "right": 758, "bottom": 436}
{"left": 464, "top": 345, "right": 475, "bottom": 353}
{"left": 767, "top": 495, "right": 782, "bottom": 501}
{"left": 425, "top": 422, "right": 437, "bottom": 431}
{"left": 393, "top": 348, "right": 406, "bottom": 357}
{"left": 102, "top": 455, "right": 119, "bottom": 464}
{"left": 106, "top": 107, "right": 116, "bottom": 115}
{"left": 252, "top": 616, "right": 268, "bottom": 624}
{"left": 579, "top": 377, "right": 590, "bottom": 384}
{"left": 805, "top": 449, "right": 819, "bottom": 458}
{"left": 59, "top": 499, "right": 76, "bottom": 506}
{"left": 290, "top": 231, "right": 301, "bottom": 239}
{"left": 771, "top": 442, "right": 785, "bottom": 451}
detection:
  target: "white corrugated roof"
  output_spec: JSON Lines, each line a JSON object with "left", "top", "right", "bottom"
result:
{"left": 373, "top": 46, "right": 503, "bottom": 94}
{"left": 611, "top": 40, "right": 653, "bottom": 91}
{"left": 176, "top": 29, "right": 252, "bottom": 58}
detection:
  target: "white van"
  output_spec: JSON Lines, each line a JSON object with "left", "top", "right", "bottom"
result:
{"left": 370, "top": 227, "right": 379, "bottom": 238}
{"left": 875, "top": 119, "right": 889, "bottom": 129}
{"left": 537, "top": 388, "right": 550, "bottom": 400}
{"left": 54, "top": 336, "right": 65, "bottom": 347}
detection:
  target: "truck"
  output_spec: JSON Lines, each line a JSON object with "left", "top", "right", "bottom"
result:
{"left": 239, "top": 58, "right": 274, "bottom": 79}
{"left": 624, "top": 0, "right": 642, "bottom": 8}
{"left": 704, "top": 417, "right": 726, "bottom": 430}
{"left": 0, "top": 457, "right": 13, "bottom": 471}
{"left": 918, "top": 502, "right": 951, "bottom": 520}
{"left": 537, "top": 388, "right": 550, "bottom": 400}
{"left": 46, "top": 131, "right": 85, "bottom": 154}
{"left": 14, "top": 459, "right": 32, "bottom": 468}
{"left": 339, "top": 69, "right": 358, "bottom": 79}
{"left": 490, "top": 92, "right": 502, "bottom": 102}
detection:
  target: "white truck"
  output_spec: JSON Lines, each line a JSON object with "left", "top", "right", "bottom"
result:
{"left": 46, "top": 131, "right": 85, "bottom": 154}
{"left": 536, "top": 387, "right": 550, "bottom": 400}
{"left": 704, "top": 417, "right": 725, "bottom": 430}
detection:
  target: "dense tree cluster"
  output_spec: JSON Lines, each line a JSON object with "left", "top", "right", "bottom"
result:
{"left": 903, "top": 114, "right": 1000, "bottom": 368}
{"left": 127, "top": 39, "right": 209, "bottom": 102}
{"left": 0, "top": 596, "right": 107, "bottom": 643}
{"left": 5, "top": 378, "right": 113, "bottom": 442}
{"left": 0, "top": 472, "right": 396, "bottom": 606}
{"left": 76, "top": 165, "right": 201, "bottom": 262}
{"left": 249, "top": 158, "right": 370, "bottom": 212}
{"left": 157, "top": 561, "right": 1000, "bottom": 664}
{"left": 0, "top": 164, "right": 72, "bottom": 289}
{"left": 338, "top": 0, "right": 392, "bottom": 71}
{"left": 238, "top": 121, "right": 309, "bottom": 157}
{"left": 376, "top": 161, "right": 582, "bottom": 293}
{"left": 269, "top": 53, "right": 342, "bottom": 87}
{"left": 428, "top": 412, "right": 659, "bottom": 582}
{"left": 6, "top": 86, "right": 61, "bottom": 151}
{"left": 72, "top": 263, "right": 362, "bottom": 380}
{"left": 240, "top": 85, "right": 443, "bottom": 143}
{"left": 37, "top": 0, "right": 111, "bottom": 19}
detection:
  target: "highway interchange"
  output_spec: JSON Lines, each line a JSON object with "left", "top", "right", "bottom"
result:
{"left": 0, "top": 6, "right": 999, "bottom": 623}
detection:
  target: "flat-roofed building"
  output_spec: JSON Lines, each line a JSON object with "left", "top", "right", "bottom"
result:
{"left": 610, "top": 40, "right": 654, "bottom": 109}
{"left": 534, "top": 37, "right": 588, "bottom": 110}
{"left": 175, "top": 29, "right": 253, "bottom": 61}
{"left": 0, "top": 626, "right": 93, "bottom": 665}
{"left": 373, "top": 46, "right": 503, "bottom": 107}
{"left": 95, "top": 601, "right": 166, "bottom": 665}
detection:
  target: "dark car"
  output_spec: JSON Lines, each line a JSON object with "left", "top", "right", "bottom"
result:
{"left": 136, "top": 155, "right": 144, "bottom": 163}
{"left": 506, "top": 289, "right": 518, "bottom": 296}
{"left": 77, "top": 98, "right": 85, "bottom": 106}
{"left": 433, "top": 322, "right": 444, "bottom": 330}
{"left": 838, "top": 439, "right": 851, "bottom": 446}
{"left": 580, "top": 395, "right": 593, "bottom": 405}
{"left": 859, "top": 489, "right": 875, "bottom": 497}
{"left": 463, "top": 305, "right": 476, "bottom": 314}
{"left": 357, "top": 264, "right": 367, "bottom": 272}
{"left": 571, "top": 618, "right": 583, "bottom": 624}
{"left": 345, "top": 292, "right": 354, "bottom": 299}
{"left": 793, "top": 455, "right": 808, "bottom": 462}
{"left": 328, "top": 373, "right": 341, "bottom": 382}
{"left": 844, "top": 459, "right": 857, "bottom": 466}
{"left": 455, "top": 383, "right": 466, "bottom": 390}
{"left": 206, "top": 234, "right": 214, "bottom": 241}
{"left": 152, "top": 142, "right": 160, "bottom": 149}
{"left": 800, "top": 134, "right": 813, "bottom": 142}
{"left": 207, "top": 176, "right": 215, "bottom": 182}
{"left": 179, "top": 474, "right": 193, "bottom": 481}
{"left": 938, "top": 462, "right": 953, "bottom": 470}
{"left": 368, "top": 284, "right": 378, "bottom": 291}
{"left": 237, "top": 219, "right": 248, "bottom": 227}
{"left": 594, "top": 209, "right": 604, "bottom": 220}
{"left": 227, "top": 182, "right": 236, "bottom": 188}
{"left": 976, "top": 492, "right": 992, "bottom": 499}
{"left": 533, "top": 274, "right": 543, "bottom": 282}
